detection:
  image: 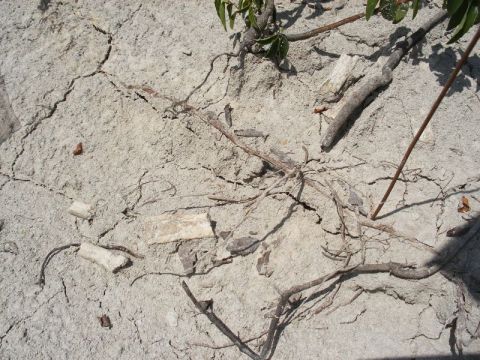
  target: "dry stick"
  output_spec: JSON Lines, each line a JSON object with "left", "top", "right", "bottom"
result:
{"left": 186, "top": 106, "right": 331, "bottom": 200}
{"left": 189, "top": 330, "right": 268, "bottom": 350}
{"left": 181, "top": 281, "right": 262, "bottom": 360}
{"left": 100, "top": 244, "right": 145, "bottom": 259}
{"left": 321, "top": 11, "right": 448, "bottom": 150}
{"left": 371, "top": 24, "right": 480, "bottom": 220}
{"left": 37, "top": 243, "right": 80, "bottom": 286}
{"left": 285, "top": 11, "right": 367, "bottom": 42}
{"left": 130, "top": 258, "right": 233, "bottom": 287}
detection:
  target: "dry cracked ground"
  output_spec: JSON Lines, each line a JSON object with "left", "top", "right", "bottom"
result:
{"left": 1, "top": 0, "right": 480, "bottom": 359}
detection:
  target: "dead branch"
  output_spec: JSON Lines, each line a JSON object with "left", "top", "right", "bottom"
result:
{"left": 321, "top": 11, "right": 448, "bottom": 150}
{"left": 181, "top": 281, "right": 262, "bottom": 360}
{"left": 371, "top": 24, "right": 480, "bottom": 219}
{"left": 285, "top": 11, "right": 367, "bottom": 42}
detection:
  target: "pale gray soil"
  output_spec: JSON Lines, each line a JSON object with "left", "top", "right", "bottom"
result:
{"left": 1, "top": 0, "right": 480, "bottom": 359}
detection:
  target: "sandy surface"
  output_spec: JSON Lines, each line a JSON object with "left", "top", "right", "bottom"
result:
{"left": 1, "top": 0, "right": 480, "bottom": 359}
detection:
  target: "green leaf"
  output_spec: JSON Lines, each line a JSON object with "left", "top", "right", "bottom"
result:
{"left": 215, "top": 0, "right": 221, "bottom": 18}
{"left": 393, "top": 3, "right": 409, "bottom": 23}
{"left": 248, "top": 6, "right": 258, "bottom": 29}
{"left": 380, "top": 0, "right": 396, "bottom": 21}
{"left": 366, "top": 0, "right": 380, "bottom": 20}
{"left": 219, "top": 0, "right": 227, "bottom": 31}
{"left": 262, "top": 34, "right": 289, "bottom": 60}
{"left": 254, "top": 0, "right": 264, "bottom": 10}
{"left": 239, "top": 0, "right": 251, "bottom": 12}
{"left": 411, "top": 0, "right": 421, "bottom": 19}
{"left": 266, "top": 38, "right": 279, "bottom": 58}
{"left": 448, "top": 1, "right": 479, "bottom": 43}
{"left": 446, "top": 0, "right": 465, "bottom": 16}
{"left": 227, "top": 3, "right": 235, "bottom": 29}
{"left": 256, "top": 34, "right": 277, "bottom": 45}
{"left": 447, "top": 0, "right": 469, "bottom": 30}
{"left": 277, "top": 34, "right": 289, "bottom": 60}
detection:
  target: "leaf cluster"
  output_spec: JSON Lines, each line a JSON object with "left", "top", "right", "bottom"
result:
{"left": 444, "top": 0, "right": 480, "bottom": 43}
{"left": 366, "top": 0, "right": 479, "bottom": 42}
{"left": 215, "top": 0, "right": 289, "bottom": 60}
{"left": 214, "top": 0, "right": 265, "bottom": 31}
{"left": 366, "top": 0, "right": 421, "bottom": 23}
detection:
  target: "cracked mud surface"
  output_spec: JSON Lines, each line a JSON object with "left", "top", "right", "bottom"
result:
{"left": 1, "top": 0, "right": 480, "bottom": 359}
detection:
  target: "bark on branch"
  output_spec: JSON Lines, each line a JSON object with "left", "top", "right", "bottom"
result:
{"left": 321, "top": 11, "right": 448, "bottom": 150}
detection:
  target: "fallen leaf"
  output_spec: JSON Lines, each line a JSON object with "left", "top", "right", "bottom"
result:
{"left": 99, "top": 314, "right": 112, "bottom": 329}
{"left": 73, "top": 143, "right": 83, "bottom": 156}
{"left": 458, "top": 196, "right": 470, "bottom": 213}
{"left": 313, "top": 106, "right": 328, "bottom": 114}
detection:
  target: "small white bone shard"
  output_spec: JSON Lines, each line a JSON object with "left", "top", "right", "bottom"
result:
{"left": 68, "top": 201, "right": 94, "bottom": 219}
{"left": 78, "top": 243, "right": 129, "bottom": 272}
{"left": 319, "top": 54, "right": 359, "bottom": 96}
{"left": 144, "top": 212, "right": 214, "bottom": 245}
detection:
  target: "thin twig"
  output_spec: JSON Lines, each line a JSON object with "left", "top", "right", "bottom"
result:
{"left": 182, "top": 281, "right": 262, "bottom": 360}
{"left": 37, "top": 243, "right": 81, "bottom": 286}
{"left": 189, "top": 330, "right": 268, "bottom": 350}
{"left": 371, "top": 24, "right": 480, "bottom": 220}
{"left": 285, "top": 11, "right": 368, "bottom": 42}
{"left": 100, "top": 244, "right": 145, "bottom": 259}
{"left": 130, "top": 258, "right": 233, "bottom": 286}
{"left": 183, "top": 52, "right": 239, "bottom": 103}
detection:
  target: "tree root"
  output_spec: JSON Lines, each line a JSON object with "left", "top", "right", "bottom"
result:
{"left": 182, "top": 218, "right": 480, "bottom": 359}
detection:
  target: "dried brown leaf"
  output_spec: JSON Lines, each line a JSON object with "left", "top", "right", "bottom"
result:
{"left": 73, "top": 143, "right": 83, "bottom": 156}
{"left": 458, "top": 196, "right": 470, "bottom": 213}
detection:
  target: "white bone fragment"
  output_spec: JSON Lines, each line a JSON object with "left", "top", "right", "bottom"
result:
{"left": 319, "top": 54, "right": 359, "bottom": 96}
{"left": 68, "top": 201, "right": 95, "bottom": 219}
{"left": 144, "top": 212, "right": 214, "bottom": 245}
{"left": 78, "top": 243, "right": 129, "bottom": 273}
